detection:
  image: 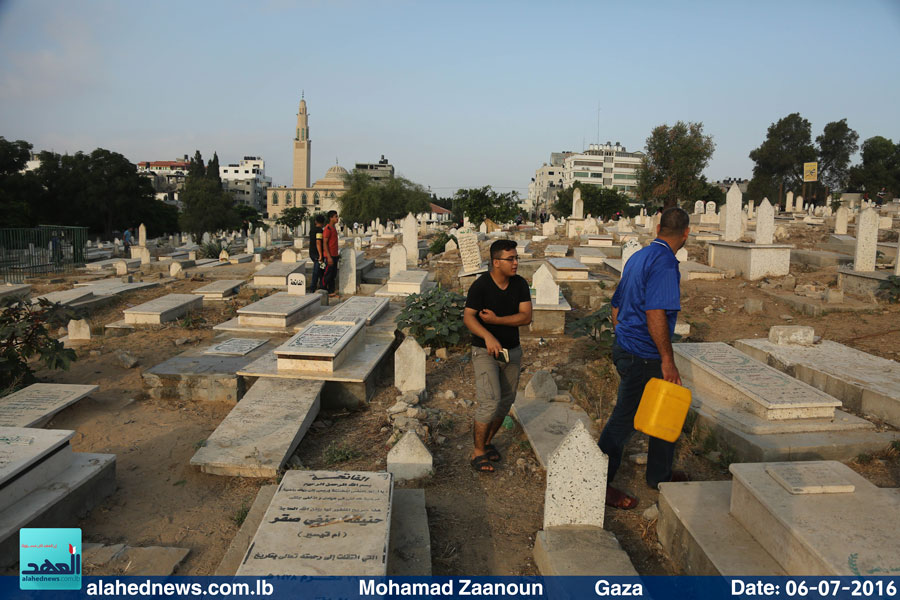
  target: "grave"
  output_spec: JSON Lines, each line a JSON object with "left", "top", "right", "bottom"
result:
{"left": 252, "top": 261, "right": 306, "bottom": 288}
{"left": 678, "top": 261, "right": 725, "bottom": 281}
{"left": 544, "top": 244, "right": 569, "bottom": 258}
{"left": 193, "top": 279, "right": 245, "bottom": 301}
{"left": 530, "top": 264, "right": 570, "bottom": 335}
{"left": 274, "top": 318, "right": 367, "bottom": 373}
{"left": 838, "top": 208, "right": 892, "bottom": 299}
{"left": 32, "top": 288, "right": 95, "bottom": 307}
{"left": 586, "top": 235, "right": 613, "bottom": 247}
{"left": 0, "top": 427, "right": 116, "bottom": 569}
{"left": 228, "top": 253, "right": 254, "bottom": 264}
{"left": 511, "top": 390, "right": 595, "bottom": 469}
{"left": 375, "top": 270, "right": 432, "bottom": 297}
{"left": 532, "top": 421, "right": 636, "bottom": 576}
{"left": 143, "top": 335, "right": 277, "bottom": 404}
{"left": 389, "top": 244, "right": 407, "bottom": 278}
{"left": 545, "top": 257, "right": 589, "bottom": 281}
{"left": 190, "top": 378, "right": 322, "bottom": 477}
{"left": 386, "top": 431, "right": 432, "bottom": 481}
{"left": 658, "top": 461, "right": 900, "bottom": 575}
{"left": 707, "top": 241, "right": 793, "bottom": 280}
{"left": 223, "top": 292, "right": 322, "bottom": 330}
{"left": 673, "top": 342, "right": 898, "bottom": 461}
{"left": 394, "top": 337, "right": 425, "bottom": 393}
{"left": 0, "top": 383, "right": 98, "bottom": 427}
{"left": 734, "top": 336, "right": 900, "bottom": 428}
{"left": 0, "top": 283, "right": 31, "bottom": 301}
{"left": 319, "top": 296, "right": 389, "bottom": 325}
{"left": 457, "top": 232, "right": 488, "bottom": 279}
{"left": 402, "top": 213, "right": 418, "bottom": 267}
{"left": 122, "top": 294, "right": 203, "bottom": 325}
{"left": 73, "top": 278, "right": 160, "bottom": 297}
{"left": 338, "top": 248, "right": 357, "bottom": 295}
{"left": 236, "top": 470, "right": 392, "bottom": 576}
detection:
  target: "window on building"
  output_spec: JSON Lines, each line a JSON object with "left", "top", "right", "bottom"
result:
{"left": 301, "top": 192, "right": 307, "bottom": 205}
{"left": 590, "top": 173, "right": 603, "bottom": 178}
{"left": 604, "top": 167, "right": 612, "bottom": 173}
{"left": 286, "top": 192, "right": 292, "bottom": 205}
{"left": 613, "top": 173, "right": 637, "bottom": 180}
{"left": 574, "top": 171, "right": 590, "bottom": 178}
{"left": 272, "top": 192, "right": 279, "bottom": 205}
{"left": 314, "top": 192, "right": 320, "bottom": 205}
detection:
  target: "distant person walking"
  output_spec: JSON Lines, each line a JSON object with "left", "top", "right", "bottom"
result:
{"left": 309, "top": 214, "right": 326, "bottom": 291}
{"left": 123, "top": 227, "right": 133, "bottom": 251}
{"left": 321, "top": 210, "right": 340, "bottom": 296}
{"left": 599, "top": 207, "right": 691, "bottom": 509}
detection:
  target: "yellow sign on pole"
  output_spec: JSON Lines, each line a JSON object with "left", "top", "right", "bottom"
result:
{"left": 803, "top": 162, "right": 818, "bottom": 182}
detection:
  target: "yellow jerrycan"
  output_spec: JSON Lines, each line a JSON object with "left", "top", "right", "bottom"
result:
{"left": 634, "top": 378, "right": 692, "bottom": 443}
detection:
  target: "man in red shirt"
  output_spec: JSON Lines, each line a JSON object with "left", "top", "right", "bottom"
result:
{"left": 321, "top": 210, "right": 340, "bottom": 296}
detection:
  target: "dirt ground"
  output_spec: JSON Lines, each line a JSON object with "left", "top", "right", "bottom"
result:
{"left": 10, "top": 224, "right": 900, "bottom": 575}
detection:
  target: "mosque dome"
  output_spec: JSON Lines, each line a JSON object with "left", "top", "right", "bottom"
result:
{"left": 324, "top": 165, "right": 349, "bottom": 179}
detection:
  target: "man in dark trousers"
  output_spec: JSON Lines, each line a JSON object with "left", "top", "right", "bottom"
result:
{"left": 321, "top": 210, "right": 340, "bottom": 296}
{"left": 463, "top": 239, "right": 532, "bottom": 473}
{"left": 309, "top": 214, "right": 325, "bottom": 291}
{"left": 600, "top": 206, "right": 691, "bottom": 509}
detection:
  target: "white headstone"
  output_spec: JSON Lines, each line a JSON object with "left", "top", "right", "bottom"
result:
{"left": 395, "top": 336, "right": 426, "bottom": 393}
{"left": 387, "top": 431, "right": 433, "bottom": 481}
{"left": 115, "top": 260, "right": 128, "bottom": 276}
{"left": 572, "top": 188, "right": 584, "bottom": 220}
{"left": 457, "top": 233, "right": 483, "bottom": 274}
{"left": 444, "top": 238, "right": 457, "bottom": 253}
{"left": 138, "top": 223, "right": 147, "bottom": 247}
{"left": 533, "top": 264, "right": 559, "bottom": 306}
{"left": 138, "top": 246, "right": 151, "bottom": 265}
{"left": 621, "top": 239, "right": 641, "bottom": 271}
{"left": 246, "top": 238, "right": 255, "bottom": 254}
{"left": 354, "top": 236, "right": 362, "bottom": 251}
{"left": 524, "top": 370, "right": 558, "bottom": 401}
{"left": 402, "top": 213, "right": 418, "bottom": 267}
{"left": 281, "top": 249, "right": 297, "bottom": 263}
{"left": 853, "top": 208, "right": 879, "bottom": 272}
{"left": 796, "top": 195, "right": 804, "bottom": 212}
{"left": 543, "top": 420, "right": 608, "bottom": 529}
{"left": 705, "top": 201, "right": 717, "bottom": 215}
{"left": 478, "top": 222, "right": 487, "bottom": 234}
{"left": 338, "top": 247, "right": 357, "bottom": 294}
{"left": 694, "top": 200, "right": 705, "bottom": 214}
{"left": 202, "top": 232, "right": 211, "bottom": 244}
{"left": 583, "top": 217, "right": 600, "bottom": 235}
{"left": 67, "top": 319, "right": 91, "bottom": 341}
{"left": 723, "top": 183, "right": 742, "bottom": 241}
{"left": 675, "top": 247, "right": 688, "bottom": 262}
{"left": 287, "top": 272, "right": 306, "bottom": 295}
{"left": 169, "top": 262, "right": 183, "bottom": 277}
{"left": 755, "top": 198, "right": 775, "bottom": 245}
{"left": 834, "top": 206, "right": 849, "bottom": 235}
{"left": 389, "top": 245, "right": 407, "bottom": 278}
{"left": 785, "top": 191, "right": 794, "bottom": 212}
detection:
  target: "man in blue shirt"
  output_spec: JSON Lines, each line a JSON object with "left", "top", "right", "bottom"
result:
{"left": 600, "top": 207, "right": 691, "bottom": 509}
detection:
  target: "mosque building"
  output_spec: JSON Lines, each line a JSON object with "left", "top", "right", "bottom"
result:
{"left": 266, "top": 96, "right": 349, "bottom": 218}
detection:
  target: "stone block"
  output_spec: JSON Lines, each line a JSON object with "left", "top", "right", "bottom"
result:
{"left": 394, "top": 336, "right": 426, "bottom": 393}
{"left": 0, "top": 384, "right": 97, "bottom": 428}
{"left": 744, "top": 298, "right": 764, "bottom": 314}
{"left": 768, "top": 325, "right": 815, "bottom": 346}
{"left": 543, "top": 421, "right": 607, "bottom": 529}
{"left": 533, "top": 527, "right": 637, "bottom": 576}
{"left": 386, "top": 431, "right": 433, "bottom": 481}
{"left": 524, "top": 370, "right": 557, "bottom": 401}
{"left": 67, "top": 318, "right": 91, "bottom": 341}
{"left": 387, "top": 489, "right": 432, "bottom": 575}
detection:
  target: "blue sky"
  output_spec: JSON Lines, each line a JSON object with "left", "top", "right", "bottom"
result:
{"left": 1, "top": 0, "right": 898, "bottom": 197}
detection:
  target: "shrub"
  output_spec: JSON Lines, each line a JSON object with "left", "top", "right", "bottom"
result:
{"left": 876, "top": 275, "right": 900, "bottom": 304}
{"left": 322, "top": 441, "right": 360, "bottom": 465}
{"left": 395, "top": 286, "right": 467, "bottom": 349}
{"left": 0, "top": 297, "right": 77, "bottom": 392}
{"left": 429, "top": 232, "right": 457, "bottom": 255}
{"left": 566, "top": 303, "right": 615, "bottom": 355}
{"left": 199, "top": 240, "right": 231, "bottom": 259}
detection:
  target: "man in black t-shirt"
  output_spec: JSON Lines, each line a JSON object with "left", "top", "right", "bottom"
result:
{"left": 463, "top": 239, "right": 532, "bottom": 473}
{"left": 309, "top": 214, "right": 325, "bottom": 292}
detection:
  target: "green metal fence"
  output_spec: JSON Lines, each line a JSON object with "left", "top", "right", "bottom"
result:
{"left": 0, "top": 225, "right": 88, "bottom": 283}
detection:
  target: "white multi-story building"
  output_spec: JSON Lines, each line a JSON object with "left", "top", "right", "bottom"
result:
{"left": 136, "top": 158, "right": 191, "bottom": 208}
{"left": 526, "top": 152, "right": 571, "bottom": 216}
{"left": 561, "top": 142, "right": 644, "bottom": 197}
{"left": 220, "top": 156, "right": 272, "bottom": 212}
{"left": 353, "top": 155, "right": 394, "bottom": 183}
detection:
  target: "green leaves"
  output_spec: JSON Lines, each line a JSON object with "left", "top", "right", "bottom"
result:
{"left": 876, "top": 275, "right": 900, "bottom": 304}
{"left": 337, "top": 172, "right": 431, "bottom": 225}
{"left": 395, "top": 287, "right": 467, "bottom": 350}
{"left": 0, "top": 296, "right": 78, "bottom": 392}
{"left": 454, "top": 186, "right": 520, "bottom": 226}
{"left": 566, "top": 303, "right": 615, "bottom": 356}
{"left": 638, "top": 121, "right": 715, "bottom": 209}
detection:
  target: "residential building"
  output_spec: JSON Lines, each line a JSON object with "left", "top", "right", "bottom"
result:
{"left": 561, "top": 142, "right": 644, "bottom": 197}
{"left": 526, "top": 151, "right": 571, "bottom": 216}
{"left": 354, "top": 155, "right": 394, "bottom": 183}
{"left": 220, "top": 156, "right": 272, "bottom": 212}
{"left": 136, "top": 157, "right": 191, "bottom": 208}
{"left": 714, "top": 177, "right": 749, "bottom": 195}
{"left": 266, "top": 97, "right": 348, "bottom": 218}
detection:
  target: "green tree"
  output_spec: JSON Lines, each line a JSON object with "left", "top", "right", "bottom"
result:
{"left": 234, "top": 204, "right": 265, "bottom": 231}
{"left": 552, "top": 183, "right": 630, "bottom": 220}
{"left": 0, "top": 137, "right": 42, "bottom": 227}
{"left": 1, "top": 296, "right": 76, "bottom": 392}
{"left": 696, "top": 177, "right": 726, "bottom": 207}
{"left": 816, "top": 119, "right": 859, "bottom": 194}
{"left": 179, "top": 151, "right": 238, "bottom": 241}
{"left": 275, "top": 206, "right": 308, "bottom": 230}
{"left": 454, "top": 186, "right": 519, "bottom": 226}
{"left": 748, "top": 113, "right": 817, "bottom": 207}
{"left": 337, "top": 172, "right": 430, "bottom": 224}
{"left": 206, "top": 152, "right": 221, "bottom": 183}
{"left": 636, "top": 121, "right": 715, "bottom": 209}
{"left": 848, "top": 136, "right": 900, "bottom": 200}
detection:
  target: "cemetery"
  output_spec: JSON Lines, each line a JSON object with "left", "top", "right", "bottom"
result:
{"left": 1, "top": 198, "right": 899, "bottom": 579}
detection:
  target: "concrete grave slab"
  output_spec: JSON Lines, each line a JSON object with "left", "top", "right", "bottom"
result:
{"left": 204, "top": 338, "right": 268, "bottom": 356}
{"left": 319, "top": 296, "right": 389, "bottom": 325}
{"left": 274, "top": 319, "right": 366, "bottom": 373}
{"left": 387, "top": 489, "right": 431, "bottom": 575}
{"left": 193, "top": 279, "right": 245, "bottom": 300}
{"left": 764, "top": 462, "right": 855, "bottom": 495}
{"left": 82, "top": 544, "right": 190, "bottom": 576}
{"left": 544, "top": 245, "right": 569, "bottom": 258}
{"left": 190, "top": 378, "right": 322, "bottom": 477}
{"left": 235, "top": 292, "right": 322, "bottom": 329}
{"left": 0, "top": 384, "right": 98, "bottom": 427}
{"left": 533, "top": 527, "right": 638, "bottom": 576}
{"left": 123, "top": 294, "right": 203, "bottom": 325}
{"left": 236, "top": 470, "right": 392, "bottom": 575}
{"left": 252, "top": 261, "right": 306, "bottom": 288}
{"left": 546, "top": 257, "right": 589, "bottom": 281}
{"left": 511, "top": 392, "right": 595, "bottom": 468}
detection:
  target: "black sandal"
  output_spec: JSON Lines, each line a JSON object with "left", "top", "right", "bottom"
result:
{"left": 470, "top": 455, "right": 495, "bottom": 473}
{"left": 484, "top": 444, "right": 502, "bottom": 462}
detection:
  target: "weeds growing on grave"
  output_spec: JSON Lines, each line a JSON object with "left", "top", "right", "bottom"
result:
{"left": 232, "top": 502, "right": 250, "bottom": 527}
{"left": 178, "top": 313, "right": 207, "bottom": 329}
{"left": 855, "top": 452, "right": 874, "bottom": 465}
{"left": 436, "top": 414, "right": 455, "bottom": 433}
{"left": 395, "top": 286, "right": 467, "bottom": 349}
{"left": 200, "top": 240, "right": 232, "bottom": 259}
{"left": 876, "top": 275, "right": 900, "bottom": 304}
{"left": 566, "top": 303, "right": 615, "bottom": 356}
{"left": 429, "top": 232, "right": 458, "bottom": 255}
{"left": 322, "top": 441, "right": 361, "bottom": 465}
{"left": 0, "top": 296, "right": 77, "bottom": 392}
{"left": 193, "top": 439, "right": 207, "bottom": 450}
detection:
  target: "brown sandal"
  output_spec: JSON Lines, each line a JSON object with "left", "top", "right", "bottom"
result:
{"left": 470, "top": 455, "right": 495, "bottom": 473}
{"left": 605, "top": 485, "right": 638, "bottom": 509}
